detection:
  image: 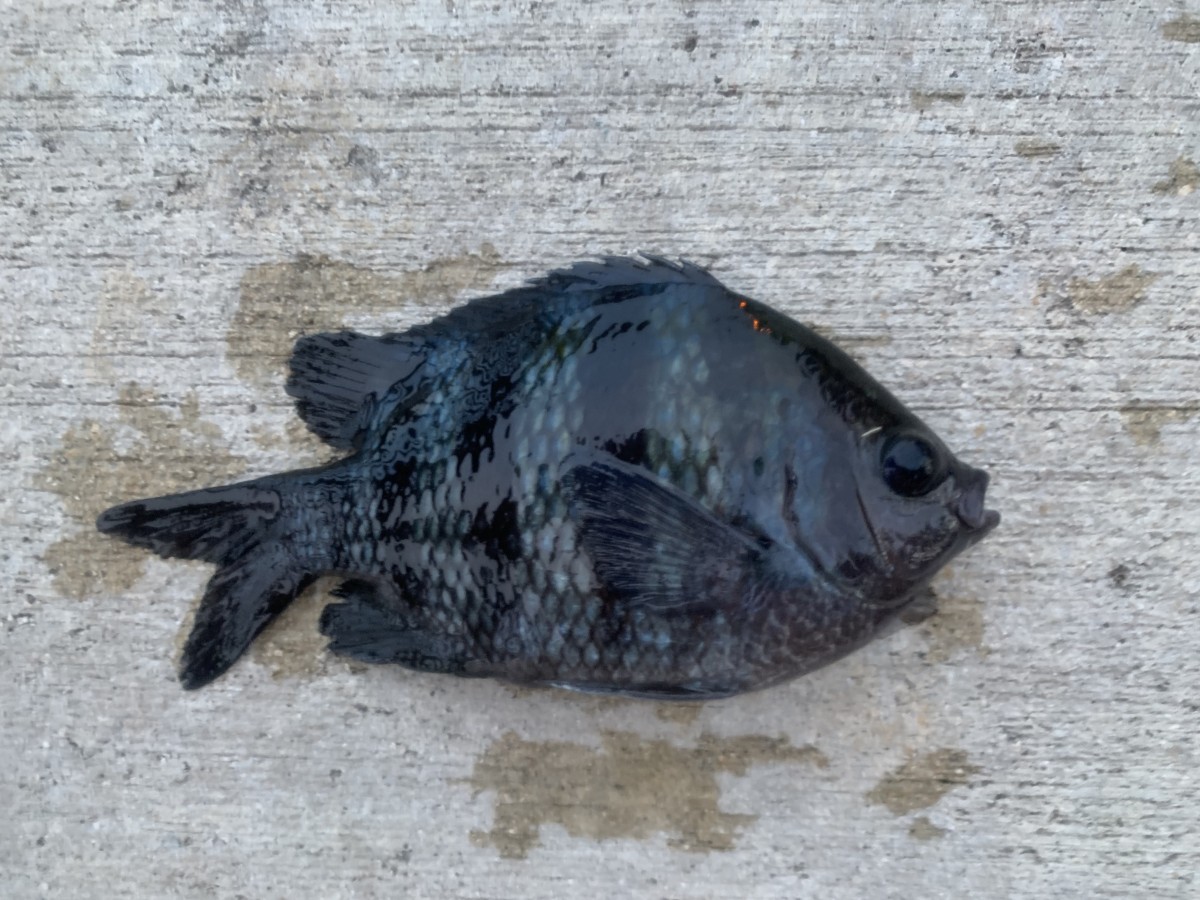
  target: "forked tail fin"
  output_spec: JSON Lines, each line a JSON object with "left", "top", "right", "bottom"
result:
{"left": 97, "top": 476, "right": 328, "bottom": 689}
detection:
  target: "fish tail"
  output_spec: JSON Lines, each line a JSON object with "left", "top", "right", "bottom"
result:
{"left": 97, "top": 468, "right": 348, "bottom": 689}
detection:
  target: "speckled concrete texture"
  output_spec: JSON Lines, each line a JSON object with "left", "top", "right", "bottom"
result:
{"left": 2, "top": 2, "right": 1197, "bottom": 897}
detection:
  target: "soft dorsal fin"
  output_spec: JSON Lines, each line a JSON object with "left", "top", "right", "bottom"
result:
{"left": 531, "top": 255, "right": 726, "bottom": 294}
{"left": 285, "top": 331, "right": 423, "bottom": 450}
{"left": 285, "top": 257, "right": 723, "bottom": 450}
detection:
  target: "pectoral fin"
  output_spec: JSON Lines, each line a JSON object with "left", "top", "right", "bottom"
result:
{"left": 563, "top": 460, "right": 769, "bottom": 618}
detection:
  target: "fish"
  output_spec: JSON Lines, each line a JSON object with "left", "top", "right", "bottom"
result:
{"left": 96, "top": 256, "right": 999, "bottom": 698}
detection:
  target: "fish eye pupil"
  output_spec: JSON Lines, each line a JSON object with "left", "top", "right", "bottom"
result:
{"left": 881, "top": 433, "right": 944, "bottom": 497}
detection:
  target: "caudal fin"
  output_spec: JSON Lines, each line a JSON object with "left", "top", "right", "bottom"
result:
{"left": 97, "top": 479, "right": 316, "bottom": 689}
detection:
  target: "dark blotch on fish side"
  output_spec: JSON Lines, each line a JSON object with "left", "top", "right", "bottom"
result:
{"left": 96, "top": 256, "right": 999, "bottom": 697}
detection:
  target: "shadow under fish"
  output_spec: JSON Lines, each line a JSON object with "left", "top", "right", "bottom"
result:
{"left": 97, "top": 256, "right": 999, "bottom": 697}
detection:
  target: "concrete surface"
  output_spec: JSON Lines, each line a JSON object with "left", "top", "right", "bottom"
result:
{"left": 2, "top": 2, "right": 1198, "bottom": 898}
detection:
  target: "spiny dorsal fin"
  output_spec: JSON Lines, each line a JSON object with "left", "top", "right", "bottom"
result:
{"left": 531, "top": 255, "right": 726, "bottom": 294}
{"left": 286, "top": 258, "right": 724, "bottom": 450}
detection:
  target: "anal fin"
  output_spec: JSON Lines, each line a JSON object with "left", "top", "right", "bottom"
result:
{"left": 319, "top": 580, "right": 468, "bottom": 674}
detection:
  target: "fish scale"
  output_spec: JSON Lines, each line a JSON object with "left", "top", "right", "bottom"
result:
{"left": 97, "top": 256, "right": 997, "bottom": 696}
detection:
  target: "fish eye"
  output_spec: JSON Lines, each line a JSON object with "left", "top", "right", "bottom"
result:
{"left": 880, "top": 432, "right": 947, "bottom": 497}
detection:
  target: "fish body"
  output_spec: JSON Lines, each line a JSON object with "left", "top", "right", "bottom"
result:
{"left": 98, "top": 257, "right": 998, "bottom": 697}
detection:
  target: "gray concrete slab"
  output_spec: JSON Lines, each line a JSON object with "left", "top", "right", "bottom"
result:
{"left": 2, "top": 2, "right": 1197, "bottom": 897}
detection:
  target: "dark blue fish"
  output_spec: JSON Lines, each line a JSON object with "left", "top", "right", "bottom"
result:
{"left": 97, "top": 257, "right": 998, "bottom": 697}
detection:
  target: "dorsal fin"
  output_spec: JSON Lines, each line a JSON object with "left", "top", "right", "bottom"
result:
{"left": 531, "top": 255, "right": 726, "bottom": 293}
{"left": 284, "top": 257, "right": 723, "bottom": 449}
{"left": 285, "top": 331, "right": 423, "bottom": 450}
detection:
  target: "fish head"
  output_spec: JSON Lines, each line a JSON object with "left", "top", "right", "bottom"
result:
{"left": 838, "top": 419, "right": 1000, "bottom": 603}
{"left": 780, "top": 412, "right": 998, "bottom": 611}
{"left": 766, "top": 327, "right": 1000, "bottom": 610}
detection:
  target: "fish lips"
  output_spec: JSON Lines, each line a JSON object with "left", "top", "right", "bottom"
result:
{"left": 954, "top": 468, "right": 1000, "bottom": 541}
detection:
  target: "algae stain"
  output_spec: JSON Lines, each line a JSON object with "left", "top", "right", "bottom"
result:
{"left": 1014, "top": 139, "right": 1061, "bottom": 159}
{"left": 229, "top": 244, "right": 506, "bottom": 390}
{"left": 1119, "top": 405, "right": 1199, "bottom": 446}
{"left": 1065, "top": 265, "right": 1158, "bottom": 314}
{"left": 866, "top": 748, "right": 980, "bottom": 816}
{"left": 1162, "top": 14, "right": 1200, "bottom": 43}
{"left": 919, "top": 593, "right": 987, "bottom": 664}
{"left": 910, "top": 90, "right": 966, "bottom": 112}
{"left": 36, "top": 383, "right": 247, "bottom": 599}
{"left": 468, "top": 730, "right": 828, "bottom": 858}
{"left": 1152, "top": 157, "right": 1199, "bottom": 196}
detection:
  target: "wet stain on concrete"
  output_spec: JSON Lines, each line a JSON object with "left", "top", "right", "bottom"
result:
{"left": 1014, "top": 139, "right": 1061, "bottom": 159}
{"left": 918, "top": 593, "right": 988, "bottom": 664}
{"left": 36, "top": 383, "right": 248, "bottom": 599}
{"left": 910, "top": 90, "right": 965, "bottom": 112}
{"left": 250, "top": 415, "right": 337, "bottom": 466}
{"left": 468, "top": 730, "right": 828, "bottom": 858}
{"left": 250, "top": 576, "right": 342, "bottom": 681}
{"left": 1065, "top": 265, "right": 1158, "bottom": 314}
{"left": 908, "top": 816, "right": 947, "bottom": 841}
{"left": 866, "top": 748, "right": 981, "bottom": 816}
{"left": 229, "top": 244, "right": 505, "bottom": 390}
{"left": 1119, "top": 405, "right": 1199, "bottom": 446}
{"left": 88, "top": 271, "right": 165, "bottom": 379}
{"left": 655, "top": 703, "right": 706, "bottom": 726}
{"left": 1152, "top": 157, "right": 1198, "bottom": 196}
{"left": 1162, "top": 14, "right": 1200, "bottom": 43}
{"left": 522, "top": 692, "right": 705, "bottom": 726}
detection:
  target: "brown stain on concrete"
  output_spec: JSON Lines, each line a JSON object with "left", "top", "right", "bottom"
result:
{"left": 910, "top": 90, "right": 965, "bottom": 112}
{"left": 36, "top": 383, "right": 247, "bottom": 599}
{"left": 919, "top": 593, "right": 987, "bottom": 664}
{"left": 250, "top": 576, "right": 341, "bottom": 681}
{"left": 1162, "top": 14, "right": 1200, "bottom": 43}
{"left": 908, "top": 816, "right": 947, "bottom": 841}
{"left": 654, "top": 703, "right": 706, "bottom": 726}
{"left": 88, "top": 271, "right": 162, "bottom": 378}
{"left": 1153, "top": 157, "right": 1199, "bottom": 196}
{"left": 524, "top": 693, "right": 705, "bottom": 726}
{"left": 469, "top": 730, "right": 828, "bottom": 858}
{"left": 1065, "top": 265, "right": 1158, "bottom": 314}
{"left": 1014, "top": 139, "right": 1061, "bottom": 159}
{"left": 866, "top": 748, "right": 981, "bottom": 816}
{"left": 1120, "top": 405, "right": 1199, "bottom": 446}
{"left": 250, "top": 415, "right": 337, "bottom": 466}
{"left": 229, "top": 244, "right": 505, "bottom": 389}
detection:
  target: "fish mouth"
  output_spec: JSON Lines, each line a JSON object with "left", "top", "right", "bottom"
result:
{"left": 954, "top": 468, "right": 1000, "bottom": 537}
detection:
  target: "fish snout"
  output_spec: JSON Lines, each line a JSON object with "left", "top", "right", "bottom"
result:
{"left": 954, "top": 468, "right": 1000, "bottom": 535}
